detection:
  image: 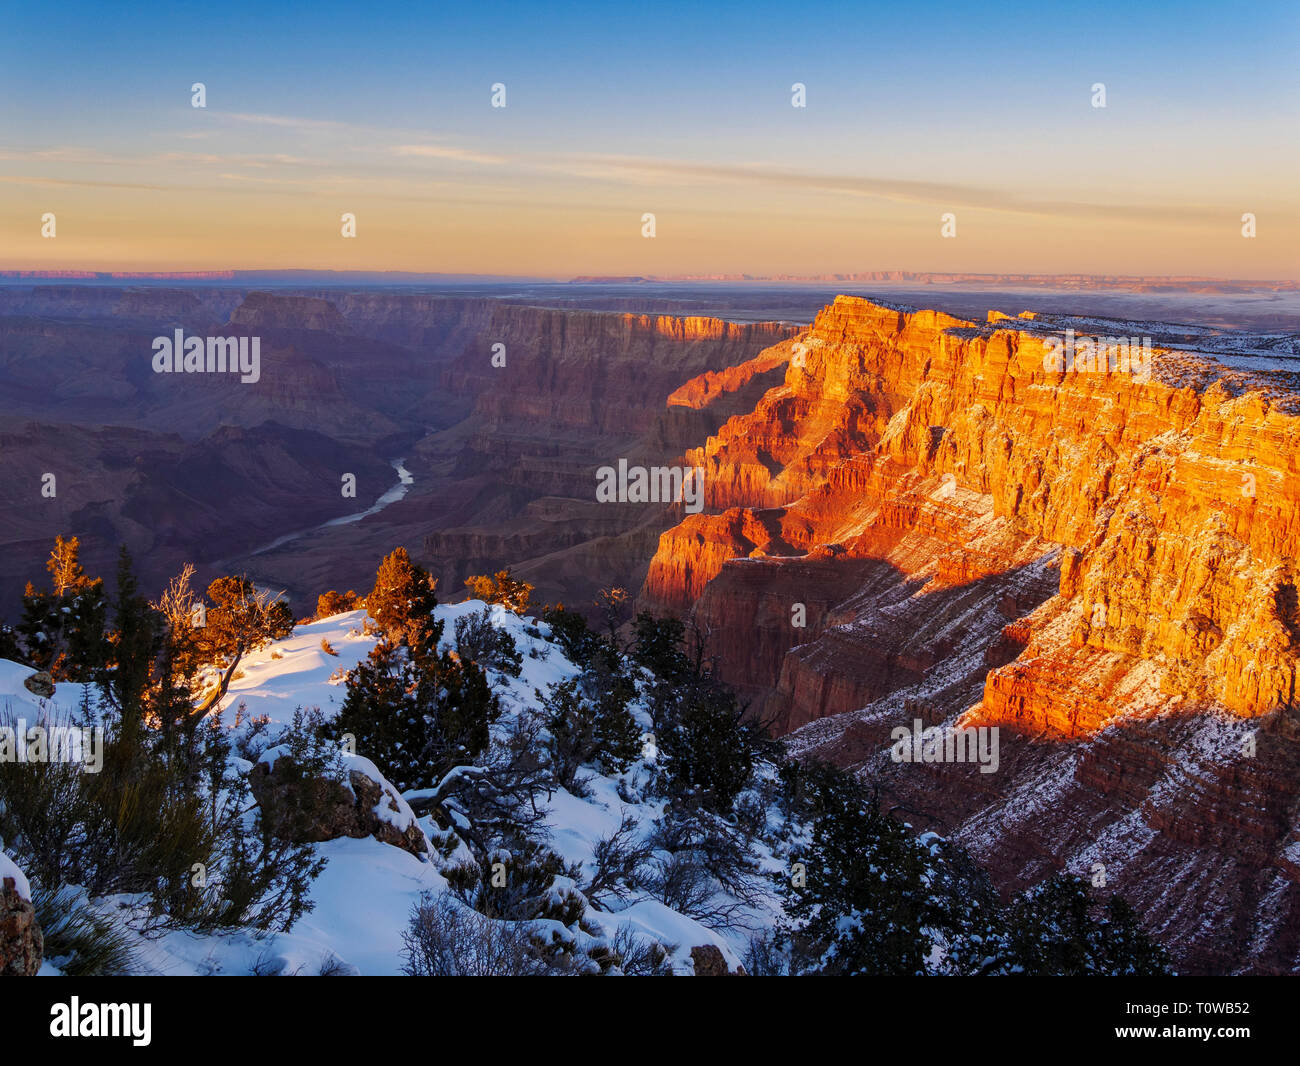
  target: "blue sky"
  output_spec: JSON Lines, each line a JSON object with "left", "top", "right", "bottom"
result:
{"left": 1, "top": 1, "right": 1296, "bottom": 275}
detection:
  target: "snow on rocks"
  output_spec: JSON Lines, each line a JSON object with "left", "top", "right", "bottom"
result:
{"left": 1, "top": 852, "right": 42, "bottom": 977}
{"left": 249, "top": 745, "right": 431, "bottom": 860}
{"left": 5, "top": 600, "right": 766, "bottom": 975}
{"left": 0, "top": 851, "right": 31, "bottom": 903}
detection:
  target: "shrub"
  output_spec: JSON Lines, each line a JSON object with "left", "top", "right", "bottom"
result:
{"left": 315, "top": 590, "right": 358, "bottom": 619}
{"left": 0, "top": 705, "right": 218, "bottom": 906}
{"left": 644, "top": 801, "right": 762, "bottom": 929}
{"left": 200, "top": 709, "right": 334, "bottom": 934}
{"left": 454, "top": 608, "right": 523, "bottom": 677}
{"left": 539, "top": 604, "right": 612, "bottom": 669}
{"left": 539, "top": 668, "right": 641, "bottom": 792}
{"left": 607, "top": 924, "right": 674, "bottom": 976}
{"left": 582, "top": 812, "right": 653, "bottom": 910}
{"left": 446, "top": 834, "right": 584, "bottom": 924}
{"left": 464, "top": 569, "right": 533, "bottom": 614}
{"left": 30, "top": 885, "right": 140, "bottom": 976}
{"left": 325, "top": 638, "right": 498, "bottom": 792}
{"left": 402, "top": 892, "right": 558, "bottom": 976}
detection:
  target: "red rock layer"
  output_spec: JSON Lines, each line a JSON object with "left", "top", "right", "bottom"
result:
{"left": 638, "top": 295, "right": 1300, "bottom": 973}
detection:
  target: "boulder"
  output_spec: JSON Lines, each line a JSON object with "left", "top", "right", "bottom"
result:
{"left": 248, "top": 749, "right": 429, "bottom": 860}
{"left": 22, "top": 671, "right": 55, "bottom": 699}
{"left": 0, "top": 855, "right": 42, "bottom": 976}
{"left": 690, "top": 943, "right": 745, "bottom": 976}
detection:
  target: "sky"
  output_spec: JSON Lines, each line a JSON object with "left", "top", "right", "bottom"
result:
{"left": 1, "top": 0, "right": 1296, "bottom": 278}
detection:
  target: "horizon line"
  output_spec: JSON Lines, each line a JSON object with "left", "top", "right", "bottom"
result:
{"left": 1, "top": 268, "right": 1298, "bottom": 287}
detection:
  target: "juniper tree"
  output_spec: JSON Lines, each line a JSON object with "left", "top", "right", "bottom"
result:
{"left": 367, "top": 547, "right": 440, "bottom": 652}
{"left": 464, "top": 568, "right": 533, "bottom": 614}
{"left": 782, "top": 763, "right": 931, "bottom": 976}
{"left": 18, "top": 536, "right": 107, "bottom": 681}
{"left": 328, "top": 637, "right": 498, "bottom": 792}
{"left": 1005, "top": 874, "right": 1172, "bottom": 975}
{"left": 191, "top": 576, "right": 293, "bottom": 713}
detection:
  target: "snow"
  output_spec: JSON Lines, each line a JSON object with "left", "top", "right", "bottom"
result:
{"left": 10, "top": 599, "right": 759, "bottom": 975}
{"left": 0, "top": 658, "right": 94, "bottom": 719}
{"left": 0, "top": 851, "right": 31, "bottom": 901}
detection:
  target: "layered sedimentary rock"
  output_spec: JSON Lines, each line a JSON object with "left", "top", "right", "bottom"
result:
{"left": 0, "top": 287, "right": 792, "bottom": 616}
{"left": 639, "top": 295, "right": 1300, "bottom": 973}
{"left": 418, "top": 311, "right": 797, "bottom": 609}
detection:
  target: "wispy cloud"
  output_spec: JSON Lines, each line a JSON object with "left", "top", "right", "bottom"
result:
{"left": 0, "top": 175, "right": 168, "bottom": 191}
{"left": 393, "top": 144, "right": 506, "bottom": 165}
{"left": 540, "top": 154, "right": 1263, "bottom": 225}
{"left": 223, "top": 111, "right": 357, "bottom": 132}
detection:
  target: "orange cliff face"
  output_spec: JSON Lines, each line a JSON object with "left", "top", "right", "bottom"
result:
{"left": 637, "top": 295, "right": 1300, "bottom": 973}
{"left": 641, "top": 295, "right": 1300, "bottom": 732}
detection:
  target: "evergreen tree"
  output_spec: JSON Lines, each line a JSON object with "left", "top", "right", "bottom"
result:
{"left": 577, "top": 657, "right": 642, "bottom": 774}
{"left": 630, "top": 612, "right": 691, "bottom": 684}
{"left": 783, "top": 763, "right": 930, "bottom": 976}
{"left": 367, "top": 547, "right": 441, "bottom": 652}
{"left": 1006, "top": 874, "right": 1172, "bottom": 975}
{"left": 540, "top": 604, "right": 604, "bottom": 668}
{"left": 658, "top": 682, "right": 753, "bottom": 812}
{"left": 103, "top": 547, "right": 163, "bottom": 721}
{"left": 17, "top": 536, "right": 106, "bottom": 681}
{"left": 328, "top": 638, "right": 498, "bottom": 792}
{"left": 631, "top": 610, "right": 756, "bottom": 812}
{"left": 464, "top": 568, "right": 533, "bottom": 614}
{"left": 540, "top": 678, "right": 598, "bottom": 792}
{"left": 191, "top": 575, "right": 293, "bottom": 713}
{"left": 315, "top": 589, "right": 359, "bottom": 618}
{"left": 1094, "top": 895, "right": 1173, "bottom": 975}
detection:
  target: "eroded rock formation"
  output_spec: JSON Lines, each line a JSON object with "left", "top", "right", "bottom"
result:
{"left": 640, "top": 296, "right": 1300, "bottom": 973}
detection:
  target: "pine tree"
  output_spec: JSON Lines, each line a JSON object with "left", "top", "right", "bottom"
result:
{"left": 367, "top": 548, "right": 441, "bottom": 652}
{"left": 47, "top": 534, "right": 90, "bottom": 595}
{"left": 103, "top": 547, "right": 163, "bottom": 721}
{"left": 16, "top": 536, "right": 106, "bottom": 681}
{"left": 783, "top": 763, "right": 930, "bottom": 976}
{"left": 328, "top": 638, "right": 498, "bottom": 792}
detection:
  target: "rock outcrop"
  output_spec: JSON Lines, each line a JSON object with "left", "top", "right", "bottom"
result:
{"left": 0, "top": 854, "right": 42, "bottom": 977}
{"left": 689, "top": 943, "right": 745, "bottom": 976}
{"left": 640, "top": 295, "right": 1300, "bottom": 973}
{"left": 22, "top": 670, "right": 55, "bottom": 699}
{"left": 249, "top": 749, "right": 429, "bottom": 860}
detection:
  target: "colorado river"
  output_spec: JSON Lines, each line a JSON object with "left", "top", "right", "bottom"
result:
{"left": 247, "top": 458, "right": 413, "bottom": 557}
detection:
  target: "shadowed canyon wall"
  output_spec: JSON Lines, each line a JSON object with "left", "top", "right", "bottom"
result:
{"left": 639, "top": 295, "right": 1300, "bottom": 973}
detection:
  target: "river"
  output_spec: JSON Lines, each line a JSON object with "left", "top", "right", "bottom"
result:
{"left": 247, "top": 458, "right": 413, "bottom": 558}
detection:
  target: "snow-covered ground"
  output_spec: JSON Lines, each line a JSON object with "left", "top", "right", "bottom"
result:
{"left": 2, "top": 601, "right": 783, "bottom": 976}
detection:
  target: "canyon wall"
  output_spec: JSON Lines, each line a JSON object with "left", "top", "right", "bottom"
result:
{"left": 639, "top": 295, "right": 1300, "bottom": 973}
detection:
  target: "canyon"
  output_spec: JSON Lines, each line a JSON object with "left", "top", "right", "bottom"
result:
{"left": 639, "top": 296, "right": 1300, "bottom": 974}
{"left": 0, "top": 284, "right": 794, "bottom": 614}
{"left": 4, "top": 281, "right": 1299, "bottom": 973}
